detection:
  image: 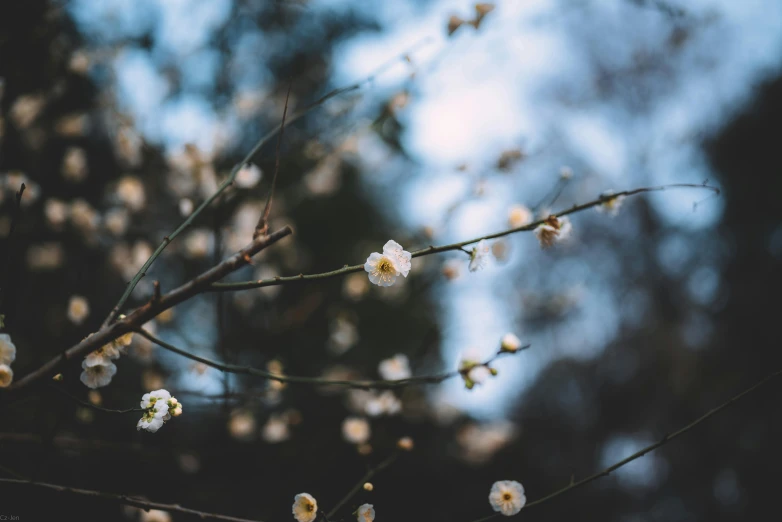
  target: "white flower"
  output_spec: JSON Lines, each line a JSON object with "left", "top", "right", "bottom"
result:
{"left": 382, "top": 240, "right": 411, "bottom": 277}
{"left": 292, "top": 493, "right": 318, "bottom": 522}
{"left": 262, "top": 414, "right": 290, "bottom": 443}
{"left": 378, "top": 354, "right": 411, "bottom": 380}
{"left": 596, "top": 190, "right": 625, "bottom": 216}
{"left": 342, "top": 417, "right": 371, "bottom": 444}
{"left": 500, "top": 333, "right": 522, "bottom": 353}
{"left": 235, "top": 163, "right": 263, "bottom": 189}
{"left": 0, "top": 364, "right": 13, "bottom": 388}
{"left": 140, "top": 509, "right": 171, "bottom": 522}
{"left": 137, "top": 396, "right": 170, "bottom": 433}
{"left": 508, "top": 205, "right": 532, "bottom": 228}
{"left": 559, "top": 165, "right": 573, "bottom": 179}
{"left": 79, "top": 359, "right": 117, "bottom": 389}
{"left": 489, "top": 480, "right": 526, "bottom": 516}
{"left": 467, "top": 365, "right": 491, "bottom": 385}
{"left": 67, "top": 295, "right": 90, "bottom": 324}
{"left": 140, "top": 389, "right": 172, "bottom": 408}
{"left": 228, "top": 411, "right": 256, "bottom": 440}
{"left": 84, "top": 342, "right": 121, "bottom": 367}
{"left": 468, "top": 240, "right": 491, "bottom": 272}
{"left": 357, "top": 504, "right": 375, "bottom": 522}
{"left": 0, "top": 333, "right": 16, "bottom": 365}
{"left": 364, "top": 240, "right": 412, "bottom": 287}
{"left": 534, "top": 216, "right": 572, "bottom": 249}
{"left": 365, "top": 391, "right": 402, "bottom": 417}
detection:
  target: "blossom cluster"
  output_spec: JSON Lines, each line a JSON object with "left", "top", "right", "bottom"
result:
{"left": 0, "top": 333, "right": 17, "bottom": 388}
{"left": 137, "top": 389, "right": 182, "bottom": 433}
{"left": 80, "top": 330, "right": 134, "bottom": 389}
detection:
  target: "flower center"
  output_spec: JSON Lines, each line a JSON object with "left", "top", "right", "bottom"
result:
{"left": 377, "top": 257, "right": 394, "bottom": 273}
{"left": 503, "top": 493, "right": 512, "bottom": 501}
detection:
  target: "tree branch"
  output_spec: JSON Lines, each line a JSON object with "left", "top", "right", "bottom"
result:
{"left": 210, "top": 183, "right": 719, "bottom": 292}
{"left": 0, "top": 477, "right": 264, "bottom": 522}
{"left": 327, "top": 453, "right": 400, "bottom": 519}
{"left": 468, "top": 367, "right": 782, "bottom": 522}
{"left": 135, "top": 327, "right": 529, "bottom": 390}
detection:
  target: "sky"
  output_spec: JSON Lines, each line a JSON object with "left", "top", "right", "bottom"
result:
{"left": 67, "top": 0, "right": 782, "bottom": 425}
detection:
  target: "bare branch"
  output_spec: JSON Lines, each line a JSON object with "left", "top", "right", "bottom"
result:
{"left": 136, "top": 327, "right": 530, "bottom": 390}
{"left": 327, "top": 453, "right": 400, "bottom": 519}
{"left": 211, "top": 183, "right": 719, "bottom": 292}
{"left": 467, "top": 367, "right": 782, "bottom": 522}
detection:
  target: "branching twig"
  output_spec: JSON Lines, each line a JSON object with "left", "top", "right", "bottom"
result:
{"left": 136, "top": 327, "right": 529, "bottom": 390}
{"left": 467, "top": 367, "right": 782, "bottom": 522}
{"left": 327, "top": 453, "right": 400, "bottom": 519}
{"left": 49, "top": 384, "right": 144, "bottom": 414}
{"left": 211, "top": 183, "right": 719, "bottom": 292}
{"left": 0, "top": 477, "right": 264, "bottom": 522}
{"left": 101, "top": 39, "right": 433, "bottom": 328}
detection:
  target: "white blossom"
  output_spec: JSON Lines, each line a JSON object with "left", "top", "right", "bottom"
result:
{"left": 262, "top": 414, "right": 290, "bottom": 443}
{"left": 235, "top": 163, "right": 263, "bottom": 188}
{"left": 140, "top": 509, "right": 172, "bottom": 522}
{"left": 137, "top": 390, "right": 180, "bottom": 432}
{"left": 500, "top": 333, "right": 523, "bottom": 353}
{"left": 0, "top": 333, "right": 16, "bottom": 365}
{"left": 468, "top": 240, "right": 491, "bottom": 272}
{"left": 79, "top": 359, "right": 116, "bottom": 389}
{"left": 382, "top": 240, "right": 411, "bottom": 277}
{"left": 365, "top": 391, "right": 402, "bottom": 417}
{"left": 596, "top": 190, "right": 626, "bottom": 216}
{"left": 0, "top": 364, "right": 13, "bottom": 388}
{"left": 342, "top": 416, "right": 371, "bottom": 444}
{"left": 507, "top": 204, "right": 532, "bottom": 228}
{"left": 489, "top": 480, "right": 526, "bottom": 516}
{"left": 140, "top": 389, "right": 172, "bottom": 409}
{"left": 83, "top": 343, "right": 120, "bottom": 367}
{"left": 468, "top": 365, "right": 491, "bottom": 385}
{"left": 357, "top": 504, "right": 375, "bottom": 522}
{"left": 292, "top": 493, "right": 318, "bottom": 522}
{"left": 378, "top": 354, "right": 411, "bottom": 380}
{"left": 534, "top": 216, "right": 572, "bottom": 249}
{"left": 364, "top": 240, "right": 411, "bottom": 287}
{"left": 67, "top": 295, "right": 90, "bottom": 325}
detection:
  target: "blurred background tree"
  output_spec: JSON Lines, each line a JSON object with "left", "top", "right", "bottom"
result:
{"left": 0, "top": 0, "right": 780, "bottom": 521}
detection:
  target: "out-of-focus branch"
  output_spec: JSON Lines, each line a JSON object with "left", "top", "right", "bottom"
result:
{"left": 4, "top": 227, "right": 292, "bottom": 394}
{"left": 0, "top": 183, "right": 26, "bottom": 321}
{"left": 211, "top": 183, "right": 719, "bottom": 292}
{"left": 136, "top": 327, "right": 529, "bottom": 390}
{"left": 0, "top": 477, "right": 264, "bottom": 522}
{"left": 49, "top": 384, "right": 144, "bottom": 414}
{"left": 468, "top": 367, "right": 782, "bottom": 522}
{"left": 101, "top": 38, "right": 433, "bottom": 328}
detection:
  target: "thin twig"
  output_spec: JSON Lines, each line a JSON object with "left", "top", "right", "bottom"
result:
{"left": 135, "top": 328, "right": 529, "bottom": 390}
{"left": 327, "top": 453, "right": 400, "bottom": 519}
{"left": 467, "top": 367, "right": 782, "bottom": 522}
{"left": 101, "top": 39, "right": 433, "bottom": 328}
{"left": 211, "top": 183, "right": 719, "bottom": 292}
{"left": 255, "top": 79, "right": 292, "bottom": 239}
{"left": 0, "top": 477, "right": 264, "bottom": 522}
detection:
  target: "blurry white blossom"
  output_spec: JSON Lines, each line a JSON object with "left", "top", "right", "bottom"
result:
{"left": 104, "top": 208, "right": 130, "bottom": 237}
{"left": 458, "top": 422, "right": 516, "bottom": 464}
{"left": 596, "top": 190, "right": 626, "bottom": 216}
{"left": 468, "top": 240, "right": 491, "bottom": 272}
{"left": 500, "top": 333, "right": 522, "bottom": 353}
{"left": 44, "top": 199, "right": 69, "bottom": 229}
{"left": 507, "top": 204, "right": 532, "bottom": 228}
{"left": 26, "top": 242, "right": 64, "bottom": 271}
{"left": 262, "top": 414, "right": 290, "bottom": 443}
{"left": 365, "top": 391, "right": 402, "bottom": 417}
{"left": 559, "top": 165, "right": 573, "bottom": 179}
{"left": 342, "top": 417, "right": 370, "bottom": 444}
{"left": 235, "top": 163, "right": 262, "bottom": 189}
{"left": 0, "top": 333, "right": 16, "bottom": 365}
{"left": 67, "top": 295, "right": 90, "bottom": 325}
{"left": 342, "top": 272, "right": 370, "bottom": 301}
{"left": 178, "top": 198, "right": 194, "bottom": 217}
{"left": 228, "top": 411, "right": 256, "bottom": 441}
{"left": 489, "top": 480, "right": 526, "bottom": 516}
{"left": 292, "top": 493, "right": 318, "bottom": 522}
{"left": 183, "top": 229, "right": 214, "bottom": 259}
{"left": 80, "top": 359, "right": 117, "bottom": 389}
{"left": 140, "top": 509, "right": 171, "bottom": 522}
{"left": 10, "top": 94, "right": 44, "bottom": 128}
{"left": 328, "top": 316, "right": 359, "bottom": 355}
{"left": 378, "top": 354, "right": 411, "bottom": 380}
{"left": 61, "top": 147, "right": 88, "bottom": 182}
{"left": 116, "top": 175, "right": 146, "bottom": 212}
{"left": 534, "top": 216, "right": 572, "bottom": 249}
{"left": 357, "top": 504, "right": 375, "bottom": 522}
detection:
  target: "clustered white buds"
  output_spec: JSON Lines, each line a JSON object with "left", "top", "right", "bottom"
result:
{"left": 459, "top": 350, "right": 497, "bottom": 389}
{"left": 468, "top": 239, "right": 491, "bottom": 272}
{"left": 137, "top": 389, "right": 182, "bottom": 433}
{"left": 500, "top": 333, "right": 523, "bottom": 353}
{"left": 0, "top": 333, "right": 16, "bottom": 388}
{"left": 292, "top": 493, "right": 318, "bottom": 522}
{"left": 80, "top": 331, "right": 134, "bottom": 389}
{"left": 534, "top": 215, "right": 572, "bottom": 249}
{"left": 489, "top": 480, "right": 526, "bottom": 516}
{"left": 364, "top": 240, "right": 412, "bottom": 287}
